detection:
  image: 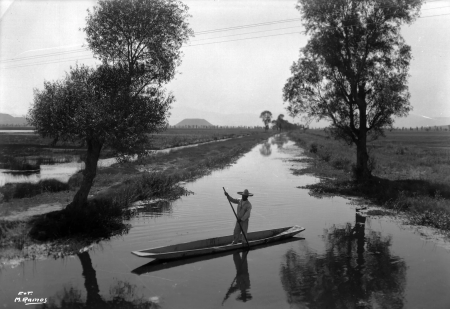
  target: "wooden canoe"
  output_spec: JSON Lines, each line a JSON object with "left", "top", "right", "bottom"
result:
{"left": 132, "top": 237, "right": 303, "bottom": 275}
{"left": 131, "top": 225, "right": 305, "bottom": 260}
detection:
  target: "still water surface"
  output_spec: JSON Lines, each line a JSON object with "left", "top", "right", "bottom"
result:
{"left": 1, "top": 135, "right": 450, "bottom": 308}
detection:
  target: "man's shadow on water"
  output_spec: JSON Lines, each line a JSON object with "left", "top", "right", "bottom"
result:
{"left": 221, "top": 251, "right": 252, "bottom": 304}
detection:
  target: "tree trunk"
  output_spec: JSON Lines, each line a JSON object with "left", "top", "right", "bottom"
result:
{"left": 69, "top": 139, "right": 102, "bottom": 209}
{"left": 355, "top": 99, "right": 371, "bottom": 180}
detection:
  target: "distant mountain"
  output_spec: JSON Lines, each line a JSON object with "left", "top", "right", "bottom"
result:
{"left": 169, "top": 105, "right": 265, "bottom": 127}
{"left": 0, "top": 113, "right": 28, "bottom": 125}
{"left": 175, "top": 118, "right": 214, "bottom": 127}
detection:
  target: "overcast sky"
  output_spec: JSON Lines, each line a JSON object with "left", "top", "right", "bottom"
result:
{"left": 1, "top": 0, "right": 449, "bottom": 126}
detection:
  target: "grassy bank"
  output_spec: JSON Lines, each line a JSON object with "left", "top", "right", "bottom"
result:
{"left": 288, "top": 129, "right": 450, "bottom": 233}
{"left": 0, "top": 128, "right": 264, "bottom": 158}
{"left": 0, "top": 131, "right": 274, "bottom": 260}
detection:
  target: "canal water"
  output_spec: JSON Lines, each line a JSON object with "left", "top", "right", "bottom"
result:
{"left": 1, "top": 135, "right": 450, "bottom": 308}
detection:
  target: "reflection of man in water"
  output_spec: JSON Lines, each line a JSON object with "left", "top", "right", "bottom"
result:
{"left": 223, "top": 251, "right": 252, "bottom": 303}
{"left": 224, "top": 189, "right": 253, "bottom": 244}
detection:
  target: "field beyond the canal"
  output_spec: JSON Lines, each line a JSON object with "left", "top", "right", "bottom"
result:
{"left": 289, "top": 128, "right": 450, "bottom": 233}
{"left": 0, "top": 127, "right": 265, "bottom": 155}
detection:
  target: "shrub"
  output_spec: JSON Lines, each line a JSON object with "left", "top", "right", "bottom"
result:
{"left": 0, "top": 220, "right": 27, "bottom": 249}
{"left": 40, "top": 179, "right": 70, "bottom": 192}
{"left": 309, "top": 142, "right": 318, "bottom": 153}
{"left": 13, "top": 183, "right": 42, "bottom": 198}
{"left": 0, "top": 156, "right": 40, "bottom": 171}
{"left": 332, "top": 157, "right": 352, "bottom": 170}
{"left": 1, "top": 179, "right": 70, "bottom": 200}
{"left": 319, "top": 151, "right": 332, "bottom": 162}
{"left": 68, "top": 171, "right": 83, "bottom": 188}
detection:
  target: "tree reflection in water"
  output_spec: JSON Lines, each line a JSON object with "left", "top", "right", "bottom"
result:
{"left": 259, "top": 142, "right": 272, "bottom": 157}
{"left": 222, "top": 251, "right": 252, "bottom": 304}
{"left": 271, "top": 134, "right": 289, "bottom": 149}
{"left": 42, "top": 251, "right": 159, "bottom": 309}
{"left": 280, "top": 214, "right": 407, "bottom": 309}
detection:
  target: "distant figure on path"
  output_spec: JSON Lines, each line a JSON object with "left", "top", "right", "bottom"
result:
{"left": 224, "top": 189, "right": 253, "bottom": 244}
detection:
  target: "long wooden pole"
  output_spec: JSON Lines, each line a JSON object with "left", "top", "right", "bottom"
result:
{"left": 223, "top": 187, "right": 250, "bottom": 247}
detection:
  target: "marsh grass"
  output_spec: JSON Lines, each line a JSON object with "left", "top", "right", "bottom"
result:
{"left": 289, "top": 129, "right": 450, "bottom": 232}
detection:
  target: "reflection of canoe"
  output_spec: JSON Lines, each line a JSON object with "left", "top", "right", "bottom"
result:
{"left": 132, "top": 225, "right": 305, "bottom": 260}
{"left": 132, "top": 237, "right": 303, "bottom": 275}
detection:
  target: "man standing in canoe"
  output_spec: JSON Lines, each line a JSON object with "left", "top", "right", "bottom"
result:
{"left": 224, "top": 189, "right": 253, "bottom": 244}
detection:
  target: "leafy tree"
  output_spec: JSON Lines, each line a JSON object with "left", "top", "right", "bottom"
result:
{"left": 283, "top": 0, "right": 421, "bottom": 179}
{"left": 84, "top": 0, "right": 192, "bottom": 90}
{"left": 275, "top": 114, "right": 285, "bottom": 131}
{"left": 28, "top": 0, "right": 192, "bottom": 209}
{"left": 259, "top": 110, "right": 273, "bottom": 131}
{"left": 28, "top": 65, "right": 172, "bottom": 208}
{"left": 271, "top": 120, "right": 277, "bottom": 130}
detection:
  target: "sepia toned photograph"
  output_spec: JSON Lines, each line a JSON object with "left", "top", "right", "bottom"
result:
{"left": 1, "top": 0, "right": 449, "bottom": 308}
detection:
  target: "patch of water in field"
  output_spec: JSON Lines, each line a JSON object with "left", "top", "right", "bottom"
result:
{"left": 0, "top": 136, "right": 240, "bottom": 187}
{"left": 2, "top": 134, "right": 450, "bottom": 308}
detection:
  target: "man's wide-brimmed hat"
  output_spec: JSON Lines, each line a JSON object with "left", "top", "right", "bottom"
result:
{"left": 237, "top": 189, "right": 253, "bottom": 196}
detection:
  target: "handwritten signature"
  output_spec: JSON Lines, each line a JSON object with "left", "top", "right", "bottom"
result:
{"left": 14, "top": 291, "right": 47, "bottom": 305}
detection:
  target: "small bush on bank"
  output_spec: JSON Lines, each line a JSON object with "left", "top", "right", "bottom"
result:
{"left": 40, "top": 179, "right": 70, "bottom": 192}
{"left": 409, "top": 209, "right": 450, "bottom": 231}
{"left": 0, "top": 156, "right": 40, "bottom": 171}
{"left": 13, "top": 183, "right": 42, "bottom": 198}
{"left": 309, "top": 142, "right": 318, "bottom": 153}
{"left": 332, "top": 157, "right": 352, "bottom": 170}
{"left": 1, "top": 179, "right": 70, "bottom": 200}
{"left": 0, "top": 220, "right": 27, "bottom": 249}
{"left": 68, "top": 171, "right": 83, "bottom": 188}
